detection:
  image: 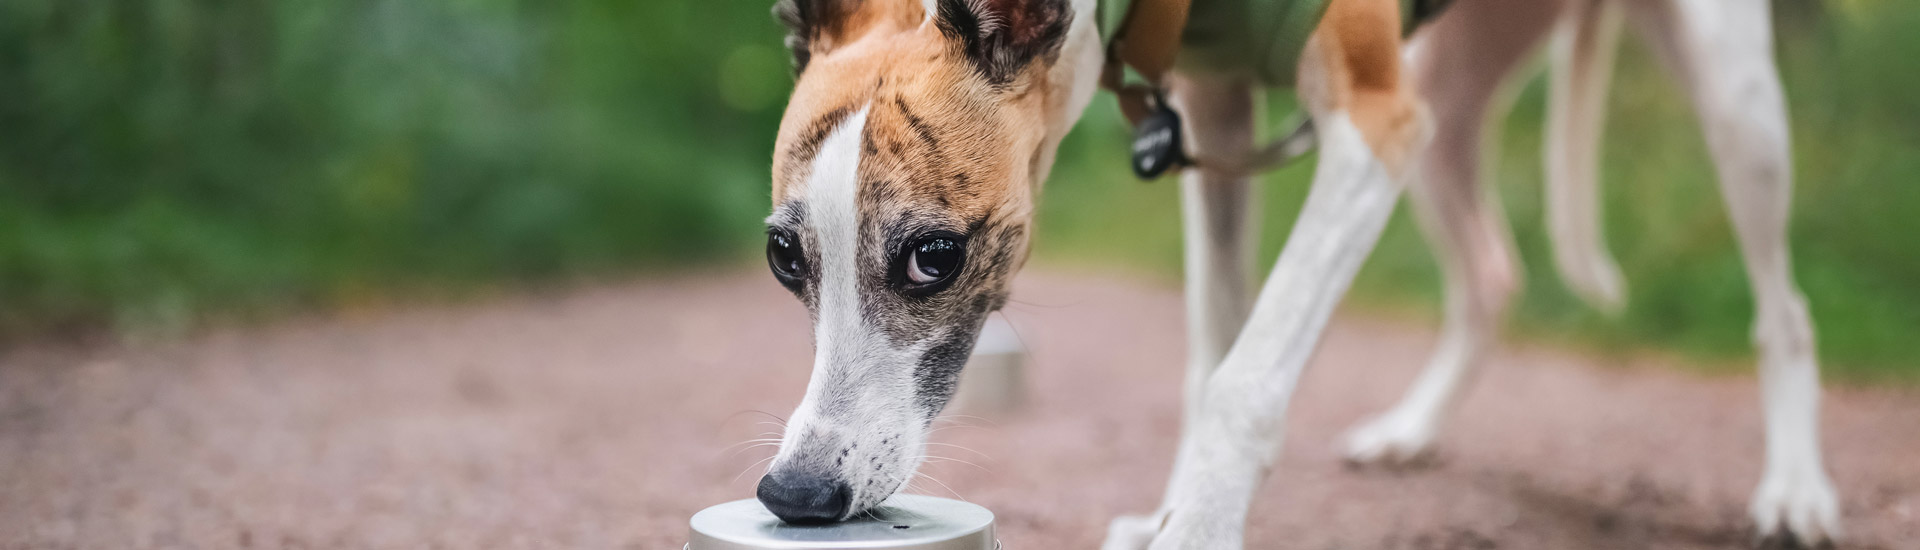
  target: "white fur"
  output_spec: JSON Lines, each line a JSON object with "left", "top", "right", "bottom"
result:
{"left": 1103, "top": 0, "right": 1839, "bottom": 547}
{"left": 807, "top": 108, "right": 869, "bottom": 340}
{"left": 1102, "top": 77, "right": 1271, "bottom": 550}
{"left": 1546, "top": 0, "right": 1628, "bottom": 313}
{"left": 773, "top": 105, "right": 936, "bottom": 517}
{"left": 1109, "top": 113, "right": 1410, "bottom": 550}
{"left": 1620, "top": 0, "right": 1838, "bottom": 541}
{"left": 777, "top": 105, "right": 871, "bottom": 481}
{"left": 1162, "top": 74, "right": 1262, "bottom": 515}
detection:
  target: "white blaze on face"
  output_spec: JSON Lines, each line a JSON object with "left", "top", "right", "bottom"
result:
{"left": 805, "top": 104, "right": 873, "bottom": 383}
{"left": 772, "top": 104, "right": 924, "bottom": 513}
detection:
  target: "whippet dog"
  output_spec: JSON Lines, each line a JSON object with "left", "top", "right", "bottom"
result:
{"left": 752, "top": 0, "right": 1839, "bottom": 547}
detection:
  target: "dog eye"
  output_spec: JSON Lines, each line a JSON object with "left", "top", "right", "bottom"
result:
{"left": 904, "top": 236, "right": 964, "bottom": 289}
{"left": 767, "top": 231, "right": 806, "bottom": 287}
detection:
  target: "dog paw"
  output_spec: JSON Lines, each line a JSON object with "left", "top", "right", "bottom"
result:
{"left": 1144, "top": 508, "right": 1240, "bottom": 550}
{"left": 1100, "top": 513, "right": 1166, "bottom": 550}
{"left": 1341, "top": 412, "right": 1438, "bottom": 468}
{"left": 1749, "top": 468, "right": 1840, "bottom": 548}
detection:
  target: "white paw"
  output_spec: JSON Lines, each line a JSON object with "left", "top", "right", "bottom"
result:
{"left": 1145, "top": 508, "right": 1239, "bottom": 550}
{"left": 1341, "top": 412, "right": 1438, "bottom": 467}
{"left": 1100, "top": 513, "right": 1165, "bottom": 550}
{"left": 1749, "top": 467, "right": 1841, "bottom": 548}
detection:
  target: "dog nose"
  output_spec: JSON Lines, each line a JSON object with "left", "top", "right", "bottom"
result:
{"left": 756, "top": 472, "right": 853, "bottom": 524}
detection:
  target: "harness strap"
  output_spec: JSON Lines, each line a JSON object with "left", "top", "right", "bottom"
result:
{"left": 1101, "top": 0, "right": 1320, "bottom": 178}
{"left": 1100, "top": 0, "right": 1451, "bottom": 179}
{"left": 1103, "top": 0, "right": 1336, "bottom": 179}
{"left": 1101, "top": 0, "right": 1192, "bottom": 125}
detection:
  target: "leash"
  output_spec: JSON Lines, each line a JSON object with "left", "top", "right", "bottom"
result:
{"left": 1101, "top": 0, "right": 1319, "bottom": 180}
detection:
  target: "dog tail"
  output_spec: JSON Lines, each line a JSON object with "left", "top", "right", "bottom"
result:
{"left": 1544, "top": 0, "right": 1627, "bottom": 314}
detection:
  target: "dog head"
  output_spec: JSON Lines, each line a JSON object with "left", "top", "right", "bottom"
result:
{"left": 755, "top": 0, "right": 1100, "bottom": 524}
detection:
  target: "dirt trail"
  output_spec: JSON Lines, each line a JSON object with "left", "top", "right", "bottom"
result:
{"left": 1, "top": 272, "right": 1915, "bottom": 549}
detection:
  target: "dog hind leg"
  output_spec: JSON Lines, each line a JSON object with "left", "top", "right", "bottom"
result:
{"left": 1624, "top": 0, "right": 1839, "bottom": 544}
{"left": 1342, "top": 0, "right": 1559, "bottom": 466}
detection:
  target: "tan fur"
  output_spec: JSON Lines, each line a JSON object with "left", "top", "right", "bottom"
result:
{"left": 772, "top": 0, "right": 1067, "bottom": 270}
{"left": 777, "top": 0, "right": 1424, "bottom": 205}
{"left": 1299, "top": 0, "right": 1426, "bottom": 174}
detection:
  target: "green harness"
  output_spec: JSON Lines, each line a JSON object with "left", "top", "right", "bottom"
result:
{"left": 1100, "top": 0, "right": 1439, "bottom": 87}
{"left": 1096, "top": 0, "right": 1450, "bottom": 179}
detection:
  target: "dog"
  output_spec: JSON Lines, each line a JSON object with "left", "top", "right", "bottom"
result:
{"left": 751, "top": 0, "right": 1839, "bottom": 547}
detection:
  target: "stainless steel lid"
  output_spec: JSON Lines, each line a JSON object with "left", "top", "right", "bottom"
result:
{"left": 687, "top": 495, "right": 996, "bottom": 550}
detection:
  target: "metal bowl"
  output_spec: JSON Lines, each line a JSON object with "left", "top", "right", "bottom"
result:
{"left": 687, "top": 495, "right": 997, "bottom": 550}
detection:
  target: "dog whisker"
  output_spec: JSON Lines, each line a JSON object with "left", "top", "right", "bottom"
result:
{"left": 730, "top": 454, "right": 779, "bottom": 484}
{"left": 921, "top": 441, "right": 992, "bottom": 460}
{"left": 916, "top": 455, "right": 991, "bottom": 473}
{"left": 931, "top": 414, "right": 999, "bottom": 428}
{"left": 729, "top": 442, "right": 784, "bottom": 458}
{"left": 924, "top": 424, "right": 984, "bottom": 436}
{"left": 1001, "top": 296, "right": 1074, "bottom": 309}
{"left": 720, "top": 437, "right": 784, "bottom": 453}
{"left": 721, "top": 410, "right": 790, "bottom": 430}
{"left": 912, "top": 471, "right": 967, "bottom": 502}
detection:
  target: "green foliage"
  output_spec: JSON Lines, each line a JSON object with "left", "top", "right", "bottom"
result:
{"left": 0, "top": 0, "right": 1914, "bottom": 381}
{"left": 0, "top": 0, "right": 791, "bottom": 334}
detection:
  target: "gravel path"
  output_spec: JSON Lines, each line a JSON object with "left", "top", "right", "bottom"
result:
{"left": 1, "top": 271, "right": 1915, "bottom": 549}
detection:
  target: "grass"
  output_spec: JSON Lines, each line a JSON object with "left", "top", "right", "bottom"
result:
{"left": 0, "top": 1, "right": 1915, "bottom": 381}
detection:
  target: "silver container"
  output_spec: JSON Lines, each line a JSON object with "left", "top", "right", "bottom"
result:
{"left": 687, "top": 495, "right": 998, "bottom": 550}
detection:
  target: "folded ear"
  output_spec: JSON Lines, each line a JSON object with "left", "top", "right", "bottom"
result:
{"left": 934, "top": 0, "right": 1073, "bottom": 86}
{"left": 773, "top": 0, "right": 862, "bottom": 73}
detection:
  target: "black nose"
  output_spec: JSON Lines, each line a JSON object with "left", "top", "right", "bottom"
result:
{"left": 756, "top": 472, "right": 853, "bottom": 524}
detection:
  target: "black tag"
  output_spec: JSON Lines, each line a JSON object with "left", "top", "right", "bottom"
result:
{"left": 1130, "top": 102, "right": 1187, "bottom": 180}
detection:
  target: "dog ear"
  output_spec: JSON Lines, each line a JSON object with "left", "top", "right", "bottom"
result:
{"left": 772, "top": 0, "right": 862, "bottom": 74}
{"left": 934, "top": 0, "right": 1072, "bottom": 86}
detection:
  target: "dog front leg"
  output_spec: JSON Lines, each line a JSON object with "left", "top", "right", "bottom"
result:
{"left": 1150, "top": 111, "right": 1406, "bottom": 549}
{"left": 1168, "top": 74, "right": 1262, "bottom": 451}
{"left": 1102, "top": 73, "right": 1263, "bottom": 550}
